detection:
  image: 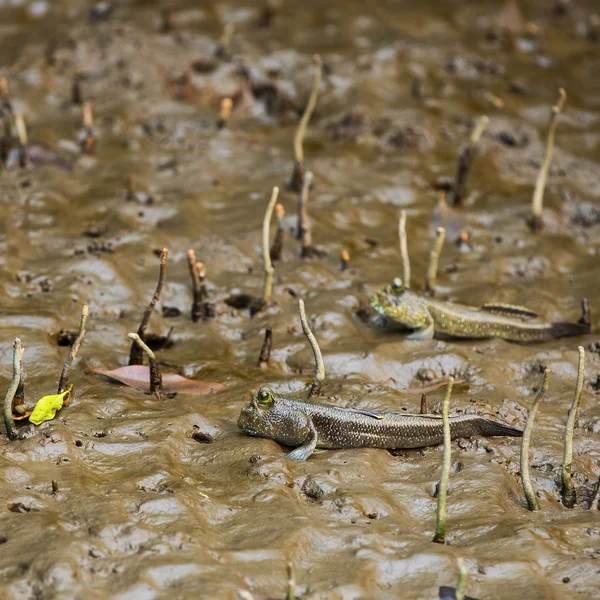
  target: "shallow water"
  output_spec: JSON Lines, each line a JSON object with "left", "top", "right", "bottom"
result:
{"left": 1, "top": 1, "right": 600, "bottom": 598}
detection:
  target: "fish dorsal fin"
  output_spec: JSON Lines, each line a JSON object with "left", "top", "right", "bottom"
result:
{"left": 340, "top": 407, "right": 384, "bottom": 420}
{"left": 481, "top": 303, "right": 538, "bottom": 319}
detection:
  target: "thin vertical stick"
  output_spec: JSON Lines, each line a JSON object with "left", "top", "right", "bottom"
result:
{"left": 520, "top": 368, "right": 550, "bottom": 511}
{"left": 455, "top": 558, "right": 468, "bottom": 600}
{"left": 14, "top": 113, "right": 27, "bottom": 168}
{"left": 216, "top": 97, "right": 233, "bottom": 129}
{"left": 58, "top": 305, "right": 88, "bottom": 394}
{"left": 186, "top": 250, "right": 209, "bottom": 322}
{"left": 286, "top": 562, "right": 295, "bottom": 600}
{"left": 453, "top": 115, "right": 489, "bottom": 206}
{"left": 127, "top": 333, "right": 164, "bottom": 399}
{"left": 398, "top": 210, "right": 411, "bottom": 288}
{"left": 258, "top": 328, "right": 273, "bottom": 366}
{"left": 129, "top": 248, "right": 168, "bottom": 366}
{"left": 3, "top": 338, "right": 22, "bottom": 440}
{"left": 270, "top": 203, "right": 285, "bottom": 261}
{"left": 290, "top": 55, "right": 322, "bottom": 191}
{"left": 298, "top": 299, "right": 325, "bottom": 397}
{"left": 262, "top": 186, "right": 280, "bottom": 304}
{"left": 420, "top": 393, "right": 428, "bottom": 415}
{"left": 425, "top": 227, "right": 446, "bottom": 296}
{"left": 531, "top": 88, "right": 567, "bottom": 230}
{"left": 561, "top": 346, "right": 585, "bottom": 508}
{"left": 340, "top": 249, "right": 350, "bottom": 272}
{"left": 297, "top": 170, "right": 313, "bottom": 241}
{"left": 433, "top": 378, "right": 454, "bottom": 544}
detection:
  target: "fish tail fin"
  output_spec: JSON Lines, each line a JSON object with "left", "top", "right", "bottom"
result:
{"left": 475, "top": 418, "right": 523, "bottom": 438}
{"left": 550, "top": 321, "right": 591, "bottom": 339}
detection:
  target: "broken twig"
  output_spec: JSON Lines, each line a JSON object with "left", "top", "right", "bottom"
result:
{"left": 420, "top": 393, "right": 428, "bottom": 415}
{"left": 58, "top": 304, "right": 88, "bottom": 394}
{"left": 561, "top": 345, "right": 585, "bottom": 508}
{"left": 127, "top": 333, "right": 164, "bottom": 399}
{"left": 217, "top": 97, "right": 233, "bottom": 129}
{"left": 520, "top": 368, "right": 550, "bottom": 511}
{"left": 340, "top": 249, "right": 350, "bottom": 272}
{"left": 452, "top": 116, "right": 489, "bottom": 206}
{"left": 298, "top": 299, "right": 325, "bottom": 397}
{"left": 258, "top": 328, "right": 273, "bottom": 367}
{"left": 530, "top": 88, "right": 567, "bottom": 231}
{"left": 129, "top": 248, "right": 168, "bottom": 366}
{"left": 14, "top": 113, "right": 27, "bottom": 168}
{"left": 433, "top": 378, "right": 454, "bottom": 544}
{"left": 425, "top": 227, "right": 446, "bottom": 296}
{"left": 186, "top": 250, "right": 212, "bottom": 322}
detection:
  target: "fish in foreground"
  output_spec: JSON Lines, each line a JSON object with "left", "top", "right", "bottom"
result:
{"left": 238, "top": 387, "right": 522, "bottom": 461}
{"left": 369, "top": 278, "right": 591, "bottom": 343}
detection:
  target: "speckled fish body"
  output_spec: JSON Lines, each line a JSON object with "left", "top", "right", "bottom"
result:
{"left": 369, "top": 281, "right": 590, "bottom": 343}
{"left": 238, "top": 387, "right": 522, "bottom": 461}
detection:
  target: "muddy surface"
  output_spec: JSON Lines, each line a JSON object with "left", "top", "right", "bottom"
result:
{"left": 1, "top": 1, "right": 600, "bottom": 598}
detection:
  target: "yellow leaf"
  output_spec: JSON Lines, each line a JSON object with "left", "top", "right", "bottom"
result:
{"left": 29, "top": 386, "right": 73, "bottom": 425}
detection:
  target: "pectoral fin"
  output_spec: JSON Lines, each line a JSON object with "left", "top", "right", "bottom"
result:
{"left": 481, "top": 303, "right": 538, "bottom": 319}
{"left": 407, "top": 312, "right": 434, "bottom": 341}
{"left": 285, "top": 420, "right": 318, "bottom": 461}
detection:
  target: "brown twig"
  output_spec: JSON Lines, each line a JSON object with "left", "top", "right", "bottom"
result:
{"left": 420, "top": 393, "right": 428, "bottom": 414}
{"left": 270, "top": 203, "right": 285, "bottom": 262}
{"left": 258, "top": 328, "right": 273, "bottom": 367}
{"left": 530, "top": 88, "right": 567, "bottom": 231}
{"left": 58, "top": 305, "right": 88, "bottom": 394}
{"left": 127, "top": 333, "right": 164, "bottom": 399}
{"left": 129, "top": 248, "right": 168, "bottom": 365}
{"left": 3, "top": 339, "right": 22, "bottom": 440}
{"left": 289, "top": 55, "right": 322, "bottom": 191}
{"left": 452, "top": 116, "right": 489, "bottom": 206}
{"left": 71, "top": 75, "right": 82, "bottom": 105}
{"left": 187, "top": 250, "right": 211, "bottom": 322}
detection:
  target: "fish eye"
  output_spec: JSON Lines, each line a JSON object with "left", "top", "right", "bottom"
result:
{"left": 392, "top": 277, "right": 404, "bottom": 291}
{"left": 257, "top": 387, "right": 273, "bottom": 405}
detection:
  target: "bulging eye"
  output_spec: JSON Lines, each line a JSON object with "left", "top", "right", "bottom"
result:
{"left": 392, "top": 277, "right": 403, "bottom": 291}
{"left": 257, "top": 387, "right": 273, "bottom": 405}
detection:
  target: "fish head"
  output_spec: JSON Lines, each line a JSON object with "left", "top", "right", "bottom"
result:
{"left": 369, "top": 278, "right": 426, "bottom": 323}
{"left": 238, "top": 386, "right": 312, "bottom": 446}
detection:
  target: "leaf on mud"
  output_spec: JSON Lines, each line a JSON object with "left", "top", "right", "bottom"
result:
{"left": 87, "top": 366, "right": 226, "bottom": 395}
{"left": 29, "top": 385, "right": 73, "bottom": 425}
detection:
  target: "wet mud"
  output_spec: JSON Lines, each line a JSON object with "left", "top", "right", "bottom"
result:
{"left": 1, "top": 1, "right": 600, "bottom": 598}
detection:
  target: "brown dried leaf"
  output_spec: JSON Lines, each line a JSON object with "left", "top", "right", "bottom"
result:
{"left": 87, "top": 366, "right": 225, "bottom": 395}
